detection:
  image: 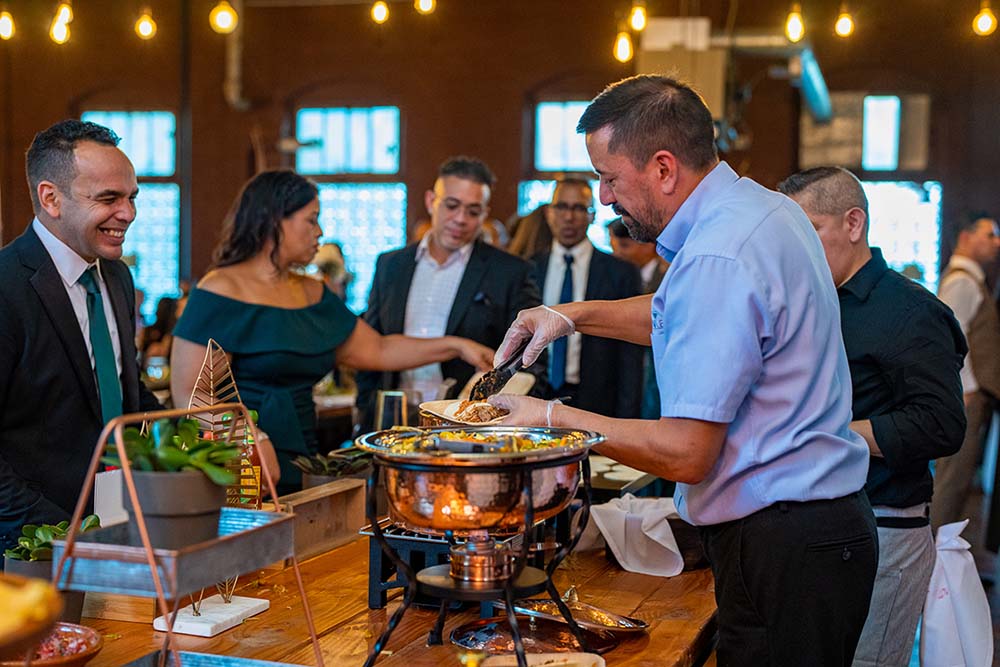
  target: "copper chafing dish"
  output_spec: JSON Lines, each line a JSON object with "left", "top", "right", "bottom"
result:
{"left": 355, "top": 426, "right": 605, "bottom": 536}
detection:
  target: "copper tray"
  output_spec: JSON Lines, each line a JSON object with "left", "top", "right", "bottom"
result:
{"left": 450, "top": 615, "right": 618, "bottom": 655}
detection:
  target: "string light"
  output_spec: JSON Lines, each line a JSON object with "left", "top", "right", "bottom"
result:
{"left": 785, "top": 2, "right": 805, "bottom": 43}
{"left": 135, "top": 8, "right": 157, "bottom": 40}
{"left": 629, "top": 1, "right": 647, "bottom": 32}
{"left": 835, "top": 3, "right": 854, "bottom": 37}
{"left": 209, "top": 1, "right": 238, "bottom": 34}
{"left": 55, "top": 2, "right": 73, "bottom": 24}
{"left": 973, "top": 0, "right": 997, "bottom": 35}
{"left": 371, "top": 1, "right": 389, "bottom": 24}
{"left": 0, "top": 10, "right": 14, "bottom": 40}
{"left": 614, "top": 26, "right": 634, "bottom": 63}
{"left": 414, "top": 0, "right": 435, "bottom": 15}
{"left": 50, "top": 18, "right": 70, "bottom": 44}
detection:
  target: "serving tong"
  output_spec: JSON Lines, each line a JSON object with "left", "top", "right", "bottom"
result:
{"left": 469, "top": 340, "right": 530, "bottom": 401}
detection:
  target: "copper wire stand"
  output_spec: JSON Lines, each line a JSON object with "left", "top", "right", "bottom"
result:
{"left": 363, "top": 456, "right": 594, "bottom": 667}
{"left": 51, "top": 404, "right": 326, "bottom": 667}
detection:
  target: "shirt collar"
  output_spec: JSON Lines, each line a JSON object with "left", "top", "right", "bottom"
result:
{"left": 947, "top": 254, "right": 986, "bottom": 283}
{"left": 550, "top": 238, "right": 593, "bottom": 264}
{"left": 838, "top": 247, "right": 888, "bottom": 300}
{"left": 32, "top": 218, "right": 100, "bottom": 288}
{"left": 415, "top": 234, "right": 474, "bottom": 268}
{"left": 656, "top": 161, "right": 738, "bottom": 262}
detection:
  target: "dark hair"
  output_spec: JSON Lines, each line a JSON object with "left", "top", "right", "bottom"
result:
{"left": 957, "top": 210, "right": 996, "bottom": 241}
{"left": 607, "top": 218, "right": 630, "bottom": 239}
{"left": 553, "top": 175, "right": 593, "bottom": 192}
{"left": 577, "top": 74, "right": 717, "bottom": 171}
{"left": 438, "top": 156, "right": 496, "bottom": 187}
{"left": 777, "top": 166, "right": 869, "bottom": 218}
{"left": 214, "top": 170, "right": 319, "bottom": 270}
{"left": 25, "top": 120, "right": 121, "bottom": 211}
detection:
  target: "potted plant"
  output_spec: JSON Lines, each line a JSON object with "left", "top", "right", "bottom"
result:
{"left": 292, "top": 447, "right": 372, "bottom": 489}
{"left": 101, "top": 418, "right": 242, "bottom": 550}
{"left": 3, "top": 515, "right": 100, "bottom": 622}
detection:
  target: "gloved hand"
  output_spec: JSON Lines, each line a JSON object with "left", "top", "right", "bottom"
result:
{"left": 495, "top": 305, "right": 575, "bottom": 367}
{"left": 488, "top": 394, "right": 552, "bottom": 427}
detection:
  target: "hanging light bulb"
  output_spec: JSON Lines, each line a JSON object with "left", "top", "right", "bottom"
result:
{"left": 371, "top": 1, "right": 389, "bottom": 24}
{"left": 209, "top": 1, "right": 238, "bottom": 34}
{"left": 50, "top": 18, "right": 70, "bottom": 44}
{"left": 974, "top": 0, "right": 997, "bottom": 35}
{"left": 135, "top": 8, "right": 157, "bottom": 39}
{"left": 414, "top": 0, "right": 435, "bottom": 15}
{"left": 629, "top": 1, "right": 647, "bottom": 32}
{"left": 835, "top": 4, "right": 854, "bottom": 37}
{"left": 614, "top": 26, "right": 634, "bottom": 63}
{"left": 55, "top": 2, "right": 73, "bottom": 24}
{"left": 785, "top": 2, "right": 805, "bottom": 43}
{"left": 0, "top": 10, "right": 14, "bottom": 40}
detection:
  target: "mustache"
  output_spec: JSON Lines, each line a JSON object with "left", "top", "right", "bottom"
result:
{"left": 611, "top": 202, "right": 631, "bottom": 218}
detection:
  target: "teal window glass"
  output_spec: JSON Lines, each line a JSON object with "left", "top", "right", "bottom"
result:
{"left": 534, "top": 101, "right": 592, "bottom": 172}
{"left": 80, "top": 110, "right": 175, "bottom": 177}
{"left": 315, "top": 183, "right": 407, "bottom": 313}
{"left": 863, "top": 180, "right": 942, "bottom": 292}
{"left": 517, "top": 179, "right": 614, "bottom": 252}
{"left": 81, "top": 110, "right": 179, "bottom": 320}
{"left": 862, "top": 96, "right": 901, "bottom": 171}
{"left": 296, "top": 107, "right": 400, "bottom": 175}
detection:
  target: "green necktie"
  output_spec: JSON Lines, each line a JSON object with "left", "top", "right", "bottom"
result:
{"left": 78, "top": 266, "right": 123, "bottom": 425}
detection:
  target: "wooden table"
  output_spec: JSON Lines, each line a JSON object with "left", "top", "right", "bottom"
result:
{"left": 83, "top": 538, "right": 717, "bottom": 667}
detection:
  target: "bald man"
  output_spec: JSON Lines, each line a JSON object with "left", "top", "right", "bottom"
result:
{"left": 779, "top": 166, "right": 966, "bottom": 667}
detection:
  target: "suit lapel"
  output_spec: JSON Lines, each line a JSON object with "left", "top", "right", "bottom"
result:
{"left": 446, "top": 242, "right": 488, "bottom": 335}
{"left": 584, "top": 249, "right": 607, "bottom": 301}
{"left": 385, "top": 245, "right": 418, "bottom": 334}
{"left": 102, "top": 261, "right": 139, "bottom": 411}
{"left": 20, "top": 229, "right": 101, "bottom": 420}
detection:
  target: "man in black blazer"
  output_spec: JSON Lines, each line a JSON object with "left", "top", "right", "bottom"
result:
{"left": 356, "top": 157, "right": 547, "bottom": 432}
{"left": 532, "top": 178, "right": 643, "bottom": 418}
{"left": 0, "top": 120, "right": 162, "bottom": 550}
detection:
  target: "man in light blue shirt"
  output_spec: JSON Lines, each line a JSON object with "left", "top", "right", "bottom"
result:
{"left": 491, "top": 75, "right": 877, "bottom": 667}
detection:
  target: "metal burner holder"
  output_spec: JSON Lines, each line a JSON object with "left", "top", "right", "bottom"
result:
{"left": 363, "top": 452, "right": 594, "bottom": 667}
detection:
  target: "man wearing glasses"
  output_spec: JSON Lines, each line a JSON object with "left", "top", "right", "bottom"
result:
{"left": 532, "top": 176, "right": 643, "bottom": 417}
{"left": 355, "top": 156, "right": 547, "bottom": 431}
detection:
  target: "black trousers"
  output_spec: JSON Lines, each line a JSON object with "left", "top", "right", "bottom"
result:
{"left": 700, "top": 491, "right": 878, "bottom": 667}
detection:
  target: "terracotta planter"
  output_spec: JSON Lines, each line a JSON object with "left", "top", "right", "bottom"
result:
{"left": 3, "top": 557, "right": 86, "bottom": 622}
{"left": 124, "top": 470, "right": 226, "bottom": 550}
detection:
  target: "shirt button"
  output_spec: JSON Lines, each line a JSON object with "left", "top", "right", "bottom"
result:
{"left": 842, "top": 548, "right": 852, "bottom": 561}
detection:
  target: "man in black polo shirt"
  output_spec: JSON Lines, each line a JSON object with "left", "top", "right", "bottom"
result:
{"left": 779, "top": 166, "right": 966, "bottom": 667}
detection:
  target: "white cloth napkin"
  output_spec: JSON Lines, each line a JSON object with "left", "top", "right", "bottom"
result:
{"left": 579, "top": 493, "right": 685, "bottom": 577}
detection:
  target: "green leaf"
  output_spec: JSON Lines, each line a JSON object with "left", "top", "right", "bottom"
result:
{"left": 56, "top": 521, "right": 69, "bottom": 531}
{"left": 190, "top": 460, "right": 236, "bottom": 486}
{"left": 21, "top": 525, "right": 37, "bottom": 539}
{"left": 153, "top": 446, "right": 190, "bottom": 470}
{"left": 4, "top": 548, "right": 25, "bottom": 560}
{"left": 29, "top": 547, "right": 53, "bottom": 561}
{"left": 207, "top": 447, "right": 241, "bottom": 465}
{"left": 176, "top": 420, "right": 200, "bottom": 450}
{"left": 150, "top": 420, "right": 176, "bottom": 449}
{"left": 134, "top": 454, "right": 154, "bottom": 471}
{"left": 100, "top": 454, "right": 123, "bottom": 467}
{"left": 34, "top": 526, "right": 54, "bottom": 544}
{"left": 81, "top": 514, "right": 101, "bottom": 532}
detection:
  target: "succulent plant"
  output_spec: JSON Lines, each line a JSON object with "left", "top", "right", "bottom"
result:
{"left": 100, "top": 418, "right": 242, "bottom": 486}
{"left": 291, "top": 447, "right": 371, "bottom": 477}
{"left": 4, "top": 515, "right": 101, "bottom": 561}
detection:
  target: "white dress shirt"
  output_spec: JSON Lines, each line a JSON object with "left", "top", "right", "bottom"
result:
{"left": 33, "top": 218, "right": 124, "bottom": 380}
{"left": 542, "top": 239, "right": 593, "bottom": 385}
{"left": 938, "top": 254, "right": 986, "bottom": 393}
{"left": 399, "top": 236, "right": 474, "bottom": 403}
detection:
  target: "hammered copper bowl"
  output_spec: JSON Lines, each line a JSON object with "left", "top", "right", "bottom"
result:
{"left": 355, "top": 426, "right": 604, "bottom": 536}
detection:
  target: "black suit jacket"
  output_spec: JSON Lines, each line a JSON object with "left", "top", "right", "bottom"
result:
{"left": 532, "top": 247, "right": 644, "bottom": 418}
{"left": 0, "top": 226, "right": 162, "bottom": 548}
{"left": 355, "top": 240, "right": 547, "bottom": 432}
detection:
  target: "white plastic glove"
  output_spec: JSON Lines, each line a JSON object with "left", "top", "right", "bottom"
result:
{"left": 494, "top": 305, "right": 575, "bottom": 367}
{"left": 488, "top": 394, "right": 556, "bottom": 427}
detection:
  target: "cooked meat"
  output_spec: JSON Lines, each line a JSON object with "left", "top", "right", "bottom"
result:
{"left": 454, "top": 399, "right": 508, "bottom": 423}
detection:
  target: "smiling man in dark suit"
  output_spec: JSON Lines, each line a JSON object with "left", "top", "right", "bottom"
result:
{"left": 355, "top": 156, "right": 546, "bottom": 432}
{"left": 533, "top": 177, "right": 643, "bottom": 418}
{"left": 0, "top": 120, "right": 162, "bottom": 550}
